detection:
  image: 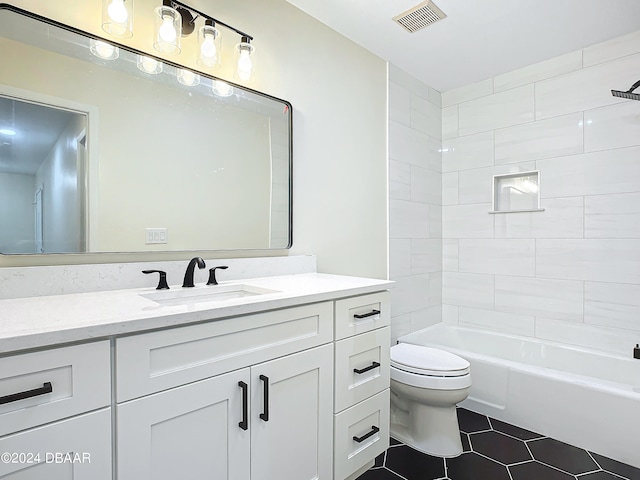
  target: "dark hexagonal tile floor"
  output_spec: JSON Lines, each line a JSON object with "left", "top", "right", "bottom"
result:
{"left": 528, "top": 437, "right": 599, "bottom": 475}
{"left": 509, "top": 461, "right": 576, "bottom": 480}
{"left": 357, "top": 408, "right": 640, "bottom": 480}
{"left": 384, "top": 445, "right": 445, "bottom": 480}
{"left": 469, "top": 430, "right": 531, "bottom": 464}
{"left": 447, "top": 451, "right": 510, "bottom": 480}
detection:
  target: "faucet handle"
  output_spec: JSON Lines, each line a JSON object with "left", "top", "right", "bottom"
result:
{"left": 207, "top": 266, "right": 229, "bottom": 286}
{"left": 142, "top": 270, "right": 170, "bottom": 290}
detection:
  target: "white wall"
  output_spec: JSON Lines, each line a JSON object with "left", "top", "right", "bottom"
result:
{"left": 388, "top": 65, "right": 442, "bottom": 343}
{"left": 1, "top": 0, "right": 388, "bottom": 279}
{"left": 35, "top": 115, "right": 86, "bottom": 253}
{"left": 441, "top": 30, "right": 640, "bottom": 355}
{"left": 0, "top": 172, "right": 35, "bottom": 253}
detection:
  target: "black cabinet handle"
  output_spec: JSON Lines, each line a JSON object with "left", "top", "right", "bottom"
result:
{"left": 238, "top": 381, "right": 248, "bottom": 431}
{"left": 354, "top": 310, "right": 380, "bottom": 319}
{"left": 259, "top": 375, "right": 269, "bottom": 422}
{"left": 353, "top": 361, "right": 381, "bottom": 375}
{"left": 353, "top": 425, "right": 380, "bottom": 443}
{"left": 0, "top": 382, "right": 53, "bottom": 405}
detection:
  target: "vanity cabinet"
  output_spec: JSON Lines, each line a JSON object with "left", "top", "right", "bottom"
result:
{"left": 333, "top": 292, "right": 391, "bottom": 480}
{"left": 0, "top": 278, "right": 391, "bottom": 480}
{"left": 0, "top": 341, "right": 112, "bottom": 479}
{"left": 116, "top": 305, "right": 334, "bottom": 480}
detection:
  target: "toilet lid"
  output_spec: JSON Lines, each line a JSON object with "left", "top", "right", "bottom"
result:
{"left": 391, "top": 343, "right": 470, "bottom": 376}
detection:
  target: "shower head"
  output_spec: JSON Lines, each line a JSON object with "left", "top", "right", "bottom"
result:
{"left": 611, "top": 79, "right": 640, "bottom": 101}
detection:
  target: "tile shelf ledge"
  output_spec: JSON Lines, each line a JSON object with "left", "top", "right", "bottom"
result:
{"left": 488, "top": 208, "right": 546, "bottom": 214}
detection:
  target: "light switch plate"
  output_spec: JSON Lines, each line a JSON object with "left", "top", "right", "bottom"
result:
{"left": 145, "top": 228, "right": 168, "bottom": 244}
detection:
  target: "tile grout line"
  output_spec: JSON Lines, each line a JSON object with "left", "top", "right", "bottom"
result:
{"left": 583, "top": 450, "right": 632, "bottom": 480}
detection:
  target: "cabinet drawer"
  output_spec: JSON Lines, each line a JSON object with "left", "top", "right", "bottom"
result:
{"left": 334, "top": 292, "right": 390, "bottom": 340}
{"left": 0, "top": 408, "right": 112, "bottom": 479}
{"left": 334, "top": 389, "right": 390, "bottom": 480}
{"left": 116, "top": 302, "right": 333, "bottom": 402}
{"left": 334, "top": 327, "right": 390, "bottom": 413}
{"left": 0, "top": 341, "right": 111, "bottom": 437}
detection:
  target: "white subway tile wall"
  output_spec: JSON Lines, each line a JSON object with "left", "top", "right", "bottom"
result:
{"left": 440, "top": 29, "right": 640, "bottom": 355}
{"left": 389, "top": 64, "right": 443, "bottom": 344}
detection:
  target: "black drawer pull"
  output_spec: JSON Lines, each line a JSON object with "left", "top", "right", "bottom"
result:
{"left": 353, "top": 425, "right": 380, "bottom": 443}
{"left": 259, "top": 375, "right": 269, "bottom": 422}
{"left": 353, "top": 310, "right": 380, "bottom": 319}
{"left": 238, "top": 381, "right": 248, "bottom": 431}
{"left": 353, "top": 362, "right": 381, "bottom": 375}
{"left": 0, "top": 382, "right": 53, "bottom": 405}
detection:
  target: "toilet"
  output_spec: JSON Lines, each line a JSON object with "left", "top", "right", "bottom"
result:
{"left": 390, "top": 342, "right": 471, "bottom": 457}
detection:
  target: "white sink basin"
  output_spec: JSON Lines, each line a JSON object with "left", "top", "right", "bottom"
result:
{"left": 141, "top": 284, "right": 280, "bottom": 306}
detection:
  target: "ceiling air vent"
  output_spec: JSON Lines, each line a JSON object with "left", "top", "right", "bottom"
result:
{"left": 393, "top": 0, "right": 447, "bottom": 33}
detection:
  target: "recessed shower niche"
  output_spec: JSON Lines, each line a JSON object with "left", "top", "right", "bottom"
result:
{"left": 490, "top": 171, "right": 544, "bottom": 214}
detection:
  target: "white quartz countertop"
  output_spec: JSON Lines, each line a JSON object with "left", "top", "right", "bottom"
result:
{"left": 0, "top": 273, "right": 392, "bottom": 354}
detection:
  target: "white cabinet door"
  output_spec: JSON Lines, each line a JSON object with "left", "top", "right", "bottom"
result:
{"left": 117, "top": 368, "right": 251, "bottom": 480}
{"left": 250, "top": 343, "right": 333, "bottom": 480}
{"left": 0, "top": 409, "right": 111, "bottom": 480}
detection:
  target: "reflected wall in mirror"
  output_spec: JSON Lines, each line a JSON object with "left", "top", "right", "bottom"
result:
{"left": 0, "top": 5, "right": 292, "bottom": 255}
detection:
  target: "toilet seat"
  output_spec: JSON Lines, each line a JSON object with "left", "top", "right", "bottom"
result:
{"left": 391, "top": 343, "right": 470, "bottom": 377}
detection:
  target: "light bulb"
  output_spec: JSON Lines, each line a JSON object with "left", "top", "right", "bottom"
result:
{"left": 178, "top": 69, "right": 200, "bottom": 86}
{"left": 107, "top": 0, "right": 128, "bottom": 23}
{"left": 200, "top": 34, "right": 217, "bottom": 60}
{"left": 237, "top": 49, "right": 252, "bottom": 81}
{"left": 212, "top": 80, "right": 233, "bottom": 97}
{"left": 138, "top": 56, "right": 162, "bottom": 74}
{"left": 92, "top": 40, "right": 117, "bottom": 59}
{"left": 159, "top": 15, "right": 177, "bottom": 43}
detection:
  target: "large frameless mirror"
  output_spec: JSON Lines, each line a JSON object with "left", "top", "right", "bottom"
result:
{"left": 0, "top": 5, "right": 292, "bottom": 255}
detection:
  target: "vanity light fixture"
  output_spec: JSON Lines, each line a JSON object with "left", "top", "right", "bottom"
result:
{"left": 137, "top": 55, "right": 163, "bottom": 74}
{"left": 0, "top": 128, "right": 17, "bottom": 136}
{"left": 155, "top": 0, "right": 256, "bottom": 81}
{"left": 99, "top": 0, "right": 257, "bottom": 81}
{"left": 102, "top": 0, "right": 133, "bottom": 38}
{"left": 177, "top": 68, "right": 200, "bottom": 86}
{"left": 90, "top": 39, "right": 119, "bottom": 60}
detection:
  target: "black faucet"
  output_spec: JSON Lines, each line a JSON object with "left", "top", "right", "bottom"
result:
{"left": 182, "top": 257, "right": 206, "bottom": 288}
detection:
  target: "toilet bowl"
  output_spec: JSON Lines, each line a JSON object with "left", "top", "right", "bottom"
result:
{"left": 390, "top": 343, "right": 471, "bottom": 458}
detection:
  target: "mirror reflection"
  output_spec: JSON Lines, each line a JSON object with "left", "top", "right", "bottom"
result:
{"left": 0, "top": 6, "right": 292, "bottom": 255}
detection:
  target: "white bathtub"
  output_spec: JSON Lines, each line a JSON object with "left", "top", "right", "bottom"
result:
{"left": 398, "top": 323, "right": 640, "bottom": 468}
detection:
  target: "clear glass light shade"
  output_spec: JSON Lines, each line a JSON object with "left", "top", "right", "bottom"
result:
{"left": 137, "top": 55, "right": 163, "bottom": 74}
{"left": 89, "top": 39, "right": 120, "bottom": 60}
{"left": 234, "top": 40, "right": 255, "bottom": 82}
{"left": 212, "top": 80, "right": 233, "bottom": 97}
{"left": 177, "top": 69, "right": 200, "bottom": 87}
{"left": 102, "top": 0, "right": 133, "bottom": 38}
{"left": 153, "top": 5, "right": 181, "bottom": 55}
{"left": 197, "top": 25, "right": 221, "bottom": 68}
